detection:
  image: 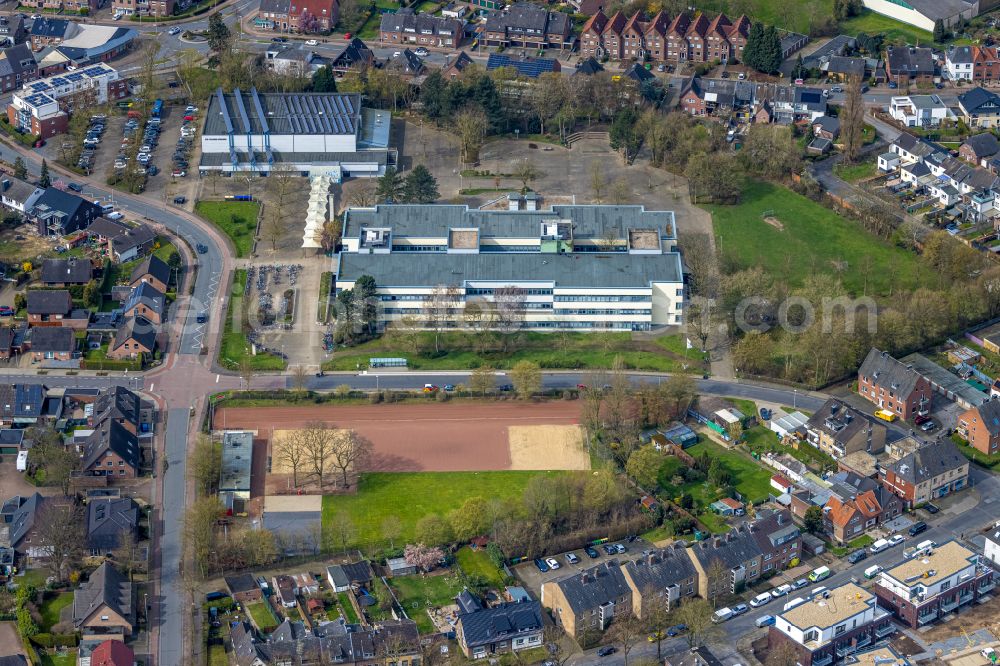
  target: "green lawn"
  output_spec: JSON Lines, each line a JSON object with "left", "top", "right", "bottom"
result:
{"left": 207, "top": 644, "right": 228, "bottom": 666}
{"left": 337, "top": 592, "right": 360, "bottom": 624}
{"left": 742, "top": 427, "right": 837, "bottom": 473}
{"left": 388, "top": 572, "right": 465, "bottom": 633}
{"left": 194, "top": 200, "right": 260, "bottom": 258}
{"left": 710, "top": 181, "right": 930, "bottom": 296}
{"left": 834, "top": 160, "right": 878, "bottom": 183}
{"left": 677, "top": 439, "right": 775, "bottom": 505}
{"left": 323, "top": 472, "right": 564, "bottom": 549}
{"left": 245, "top": 601, "right": 279, "bottom": 630}
{"left": 952, "top": 433, "right": 1000, "bottom": 470}
{"left": 840, "top": 10, "right": 936, "bottom": 46}
{"left": 697, "top": 511, "right": 731, "bottom": 534}
{"left": 219, "top": 269, "right": 287, "bottom": 371}
{"left": 455, "top": 546, "right": 505, "bottom": 587}
{"left": 690, "top": 0, "right": 829, "bottom": 33}
{"left": 324, "top": 332, "right": 702, "bottom": 373}
{"left": 38, "top": 591, "right": 74, "bottom": 631}
{"left": 153, "top": 240, "right": 178, "bottom": 266}
{"left": 39, "top": 651, "right": 76, "bottom": 666}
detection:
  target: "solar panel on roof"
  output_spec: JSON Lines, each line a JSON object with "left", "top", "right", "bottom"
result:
{"left": 50, "top": 77, "right": 67, "bottom": 86}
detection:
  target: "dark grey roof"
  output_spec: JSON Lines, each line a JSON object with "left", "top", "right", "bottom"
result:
{"left": 73, "top": 562, "right": 134, "bottom": 627}
{"left": 0, "top": 656, "right": 28, "bottom": 666}
{"left": 29, "top": 326, "right": 75, "bottom": 353}
{"left": 858, "top": 348, "right": 922, "bottom": 397}
{"left": 624, "top": 62, "right": 654, "bottom": 82}
{"left": 806, "top": 398, "right": 883, "bottom": 446}
{"left": 30, "top": 17, "right": 71, "bottom": 39}
{"left": 380, "top": 8, "right": 461, "bottom": 36}
{"left": 86, "top": 497, "right": 138, "bottom": 552}
{"left": 575, "top": 57, "right": 604, "bottom": 75}
{"left": 486, "top": 53, "right": 559, "bottom": 78}
{"left": 2, "top": 493, "right": 42, "bottom": 548}
{"left": 963, "top": 133, "right": 1000, "bottom": 159}
{"left": 970, "top": 398, "right": 1000, "bottom": 436}
{"left": 689, "top": 526, "right": 762, "bottom": 570}
{"left": 457, "top": 600, "right": 542, "bottom": 649}
{"left": 0, "top": 175, "right": 41, "bottom": 206}
{"left": 33, "top": 188, "right": 97, "bottom": 220}
{"left": 93, "top": 385, "right": 147, "bottom": 430}
{"left": 889, "top": 438, "right": 968, "bottom": 485}
{"left": 327, "top": 560, "right": 374, "bottom": 587}
{"left": 82, "top": 419, "right": 140, "bottom": 472}
{"left": 230, "top": 622, "right": 263, "bottom": 666}
{"left": 456, "top": 589, "right": 483, "bottom": 614}
{"left": 622, "top": 544, "right": 697, "bottom": 591}
{"left": 825, "top": 55, "right": 865, "bottom": 77}
{"left": 485, "top": 3, "right": 571, "bottom": 36}
{"left": 0, "top": 44, "right": 35, "bottom": 79}
{"left": 108, "top": 222, "right": 155, "bottom": 255}
{"left": 330, "top": 39, "right": 374, "bottom": 70}
{"left": 385, "top": 48, "right": 425, "bottom": 75}
{"left": 112, "top": 315, "right": 157, "bottom": 355}
{"left": 124, "top": 282, "right": 165, "bottom": 317}
{"left": 258, "top": 0, "right": 290, "bottom": 13}
{"left": 0, "top": 429, "right": 24, "bottom": 447}
{"left": 893, "top": 132, "right": 947, "bottom": 160}
{"left": 948, "top": 45, "right": 973, "bottom": 64}
{"left": 42, "top": 258, "right": 93, "bottom": 284}
{"left": 445, "top": 51, "right": 474, "bottom": 73}
{"left": 749, "top": 509, "right": 800, "bottom": 549}
{"left": 86, "top": 217, "right": 130, "bottom": 239}
{"left": 205, "top": 89, "right": 363, "bottom": 136}
{"left": 225, "top": 573, "right": 260, "bottom": 596}
{"left": 813, "top": 115, "right": 840, "bottom": 134}
{"left": 552, "top": 560, "right": 631, "bottom": 614}
{"left": 887, "top": 46, "right": 935, "bottom": 76}
{"left": 27, "top": 289, "right": 72, "bottom": 315}
{"left": 959, "top": 87, "right": 1000, "bottom": 115}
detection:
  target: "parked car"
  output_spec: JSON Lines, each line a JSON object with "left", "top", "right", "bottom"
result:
{"left": 666, "top": 624, "right": 687, "bottom": 637}
{"left": 847, "top": 549, "right": 868, "bottom": 564}
{"left": 196, "top": 243, "right": 208, "bottom": 254}
{"left": 924, "top": 503, "right": 939, "bottom": 514}
{"left": 731, "top": 603, "right": 749, "bottom": 616}
{"left": 305, "top": 39, "right": 318, "bottom": 46}
{"left": 792, "top": 579, "right": 808, "bottom": 589}
{"left": 771, "top": 584, "right": 792, "bottom": 598}
{"left": 415, "top": 47, "right": 428, "bottom": 56}
{"left": 909, "top": 521, "right": 928, "bottom": 536}
{"left": 749, "top": 593, "right": 771, "bottom": 608}
{"left": 584, "top": 546, "right": 599, "bottom": 558}
{"left": 597, "top": 647, "right": 616, "bottom": 657}
{"left": 914, "top": 413, "right": 930, "bottom": 425}
{"left": 920, "top": 420, "right": 936, "bottom": 432}
{"left": 602, "top": 544, "right": 616, "bottom": 555}
{"left": 566, "top": 552, "right": 580, "bottom": 564}
{"left": 0, "top": 306, "right": 14, "bottom": 316}
{"left": 168, "top": 26, "right": 181, "bottom": 35}
{"left": 533, "top": 558, "right": 549, "bottom": 573}
{"left": 888, "top": 534, "right": 905, "bottom": 547}
{"left": 545, "top": 558, "right": 561, "bottom": 570}
{"left": 67, "top": 182, "right": 83, "bottom": 192}
{"left": 271, "top": 36, "right": 288, "bottom": 42}
{"left": 173, "top": 196, "right": 187, "bottom": 204}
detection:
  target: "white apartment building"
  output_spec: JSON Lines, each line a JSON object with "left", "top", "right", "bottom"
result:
{"left": 889, "top": 95, "right": 951, "bottom": 128}
{"left": 873, "top": 540, "right": 995, "bottom": 628}
{"left": 335, "top": 202, "right": 685, "bottom": 332}
{"left": 20, "top": 62, "right": 125, "bottom": 105}
{"left": 985, "top": 530, "right": 1000, "bottom": 567}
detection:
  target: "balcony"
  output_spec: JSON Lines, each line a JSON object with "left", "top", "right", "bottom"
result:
{"left": 836, "top": 644, "right": 858, "bottom": 659}
{"left": 876, "top": 624, "right": 896, "bottom": 638}
{"left": 940, "top": 598, "right": 959, "bottom": 613}
{"left": 980, "top": 580, "right": 995, "bottom": 593}
{"left": 855, "top": 635, "right": 873, "bottom": 650}
{"left": 917, "top": 610, "right": 939, "bottom": 625}
{"left": 813, "top": 653, "right": 834, "bottom": 666}
{"left": 959, "top": 591, "right": 974, "bottom": 605}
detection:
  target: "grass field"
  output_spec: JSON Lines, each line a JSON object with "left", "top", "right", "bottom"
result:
{"left": 219, "top": 269, "right": 286, "bottom": 371}
{"left": 710, "top": 181, "right": 929, "bottom": 296}
{"left": 660, "top": 438, "right": 774, "bottom": 507}
{"left": 337, "top": 592, "right": 360, "bottom": 624}
{"left": 245, "top": 601, "right": 279, "bottom": 631}
{"left": 742, "top": 426, "right": 837, "bottom": 473}
{"left": 388, "top": 572, "right": 465, "bottom": 633}
{"left": 194, "top": 200, "right": 260, "bottom": 258}
{"left": 952, "top": 433, "right": 1000, "bottom": 470}
{"left": 38, "top": 591, "right": 74, "bottom": 631}
{"left": 690, "top": 0, "right": 829, "bottom": 33}
{"left": 840, "top": 10, "right": 936, "bottom": 46}
{"left": 834, "top": 160, "right": 878, "bottom": 183}
{"left": 40, "top": 651, "right": 76, "bottom": 666}
{"left": 455, "top": 546, "right": 506, "bottom": 587}
{"left": 323, "top": 331, "right": 702, "bottom": 372}
{"left": 322, "top": 472, "right": 562, "bottom": 549}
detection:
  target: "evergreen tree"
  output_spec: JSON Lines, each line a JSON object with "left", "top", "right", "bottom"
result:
{"left": 761, "top": 25, "right": 783, "bottom": 74}
{"left": 933, "top": 19, "right": 945, "bottom": 43}
{"left": 419, "top": 70, "right": 449, "bottom": 119}
{"left": 39, "top": 160, "right": 50, "bottom": 188}
{"left": 13, "top": 157, "right": 26, "bottom": 180}
{"left": 207, "top": 12, "right": 231, "bottom": 53}
{"left": 402, "top": 164, "right": 439, "bottom": 203}
{"left": 311, "top": 66, "right": 337, "bottom": 93}
{"left": 375, "top": 167, "right": 405, "bottom": 203}
{"left": 791, "top": 54, "right": 806, "bottom": 80}
{"left": 742, "top": 22, "right": 764, "bottom": 70}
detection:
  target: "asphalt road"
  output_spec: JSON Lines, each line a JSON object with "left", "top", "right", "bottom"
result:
{"left": 159, "top": 407, "right": 190, "bottom": 666}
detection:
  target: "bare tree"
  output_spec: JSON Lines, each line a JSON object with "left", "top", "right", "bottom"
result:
{"left": 424, "top": 284, "right": 460, "bottom": 354}
{"left": 766, "top": 640, "right": 801, "bottom": 666}
{"left": 35, "top": 502, "right": 85, "bottom": 582}
{"left": 470, "top": 366, "right": 496, "bottom": 396}
{"left": 190, "top": 434, "right": 222, "bottom": 497}
{"left": 705, "top": 558, "right": 729, "bottom": 608}
{"left": 493, "top": 285, "right": 526, "bottom": 342}
{"left": 262, "top": 205, "right": 288, "bottom": 251}
{"left": 272, "top": 430, "right": 308, "bottom": 488}
{"left": 456, "top": 108, "right": 488, "bottom": 164}
{"left": 327, "top": 510, "right": 356, "bottom": 553}
{"left": 239, "top": 357, "right": 255, "bottom": 390}
{"left": 589, "top": 160, "right": 606, "bottom": 203}
{"left": 349, "top": 179, "right": 379, "bottom": 208}
{"left": 330, "top": 430, "right": 373, "bottom": 489}
{"left": 512, "top": 159, "right": 545, "bottom": 191}
{"left": 381, "top": 515, "right": 402, "bottom": 550}
{"left": 841, "top": 74, "right": 866, "bottom": 163}
{"left": 296, "top": 421, "right": 339, "bottom": 488}
{"left": 292, "top": 365, "right": 309, "bottom": 392}
{"left": 113, "top": 528, "right": 145, "bottom": 582}
{"left": 610, "top": 615, "right": 643, "bottom": 666}
{"left": 671, "top": 598, "right": 720, "bottom": 648}
{"left": 510, "top": 360, "right": 541, "bottom": 399}
{"left": 611, "top": 178, "right": 630, "bottom": 204}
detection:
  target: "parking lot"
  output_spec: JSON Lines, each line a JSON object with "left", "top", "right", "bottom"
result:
{"left": 513, "top": 538, "right": 652, "bottom": 594}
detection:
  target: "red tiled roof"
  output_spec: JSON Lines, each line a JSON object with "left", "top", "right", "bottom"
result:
{"left": 581, "top": 9, "right": 608, "bottom": 35}
{"left": 825, "top": 496, "right": 856, "bottom": 528}
{"left": 91, "top": 640, "right": 134, "bottom": 666}
{"left": 622, "top": 11, "right": 646, "bottom": 36}
{"left": 644, "top": 11, "right": 670, "bottom": 37}
{"left": 720, "top": 497, "right": 743, "bottom": 509}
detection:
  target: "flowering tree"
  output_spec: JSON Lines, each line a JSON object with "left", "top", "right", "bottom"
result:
{"left": 403, "top": 543, "right": 445, "bottom": 573}
{"left": 300, "top": 10, "right": 320, "bottom": 33}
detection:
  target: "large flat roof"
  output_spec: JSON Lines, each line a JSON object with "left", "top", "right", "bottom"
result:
{"left": 219, "top": 431, "right": 253, "bottom": 492}
{"left": 204, "top": 88, "right": 364, "bottom": 137}
{"left": 337, "top": 249, "right": 683, "bottom": 289}
{"left": 883, "top": 540, "right": 978, "bottom": 588}
{"left": 780, "top": 583, "right": 874, "bottom": 630}
{"left": 343, "top": 204, "right": 677, "bottom": 242}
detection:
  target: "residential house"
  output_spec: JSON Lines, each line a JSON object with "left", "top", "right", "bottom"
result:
{"left": 232, "top": 619, "right": 420, "bottom": 666}
{"left": 273, "top": 574, "right": 298, "bottom": 608}
{"left": 81, "top": 419, "right": 141, "bottom": 479}
{"left": 885, "top": 46, "right": 935, "bottom": 85}
{"left": 256, "top": 0, "right": 291, "bottom": 31}
{"left": 960, "top": 133, "right": 1000, "bottom": 166}
{"left": 946, "top": 45, "right": 1000, "bottom": 84}
{"left": 129, "top": 254, "right": 170, "bottom": 294}
{"left": 823, "top": 472, "right": 903, "bottom": 544}
{"left": 0, "top": 384, "right": 59, "bottom": 427}
{"left": 822, "top": 55, "right": 866, "bottom": 81}
{"left": 113, "top": 0, "right": 175, "bottom": 18}
{"left": 485, "top": 53, "right": 561, "bottom": 77}
{"left": 0, "top": 493, "right": 44, "bottom": 555}
{"left": 956, "top": 397, "right": 1000, "bottom": 455}
{"left": 710, "top": 497, "right": 745, "bottom": 516}
{"left": 329, "top": 38, "right": 375, "bottom": 74}
{"left": 225, "top": 574, "right": 264, "bottom": 605}
{"left": 805, "top": 399, "right": 888, "bottom": 459}
{"left": 41, "top": 258, "right": 93, "bottom": 287}
{"left": 85, "top": 497, "right": 139, "bottom": 555}
{"left": 0, "top": 16, "right": 27, "bottom": 47}
{"left": 88, "top": 640, "right": 134, "bottom": 666}
{"left": 686, "top": 526, "right": 763, "bottom": 597}
{"left": 482, "top": 3, "right": 574, "bottom": 51}
{"left": 380, "top": 9, "right": 463, "bottom": 49}
{"left": 985, "top": 529, "right": 1000, "bottom": 568}
{"left": 620, "top": 544, "right": 698, "bottom": 618}
{"left": 86, "top": 218, "right": 154, "bottom": 262}
{"left": 72, "top": 562, "right": 134, "bottom": 638}
{"left": 32, "top": 188, "right": 102, "bottom": 236}
{"left": 122, "top": 283, "right": 165, "bottom": 325}
{"left": 26, "top": 289, "right": 72, "bottom": 325}
{"left": 0, "top": 44, "right": 36, "bottom": 93}
{"left": 889, "top": 95, "right": 950, "bottom": 128}
{"left": 29, "top": 326, "right": 76, "bottom": 362}
{"left": 874, "top": 540, "right": 994, "bottom": 628}
{"left": 441, "top": 3, "right": 468, "bottom": 19}
{"left": 108, "top": 316, "right": 156, "bottom": 361}
{"left": 265, "top": 47, "right": 325, "bottom": 76}
{"left": 0, "top": 175, "right": 43, "bottom": 214}
{"left": 291, "top": 572, "right": 320, "bottom": 596}
{"left": 456, "top": 599, "right": 544, "bottom": 659}
{"left": 540, "top": 560, "right": 632, "bottom": 638}
{"left": 957, "top": 87, "right": 1000, "bottom": 128}
{"left": 92, "top": 386, "right": 154, "bottom": 438}
{"left": 286, "top": 0, "right": 339, "bottom": 32}
{"left": 880, "top": 438, "right": 969, "bottom": 507}
{"left": 29, "top": 18, "right": 74, "bottom": 51}
{"left": 857, "top": 348, "right": 932, "bottom": 419}
{"left": 812, "top": 116, "right": 840, "bottom": 140}
{"left": 947, "top": 45, "right": 975, "bottom": 81}
{"left": 754, "top": 83, "right": 827, "bottom": 123}
{"left": 442, "top": 51, "right": 473, "bottom": 78}
{"left": 891, "top": 131, "right": 948, "bottom": 165}
{"left": 325, "top": 561, "right": 374, "bottom": 592}
{"left": 384, "top": 49, "right": 425, "bottom": 78}
{"left": 749, "top": 509, "right": 802, "bottom": 574}
{"left": 767, "top": 583, "right": 895, "bottom": 666}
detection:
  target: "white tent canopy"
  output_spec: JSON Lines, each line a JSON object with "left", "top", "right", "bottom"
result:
{"left": 302, "top": 175, "right": 333, "bottom": 249}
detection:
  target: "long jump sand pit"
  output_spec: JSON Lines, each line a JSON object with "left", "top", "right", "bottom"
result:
{"left": 213, "top": 400, "right": 588, "bottom": 473}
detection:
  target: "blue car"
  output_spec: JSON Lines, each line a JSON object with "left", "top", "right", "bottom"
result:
{"left": 667, "top": 624, "right": 688, "bottom": 637}
{"left": 534, "top": 558, "right": 549, "bottom": 573}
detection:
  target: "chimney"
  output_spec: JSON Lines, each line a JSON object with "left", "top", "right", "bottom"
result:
{"left": 777, "top": 512, "right": 785, "bottom": 525}
{"left": 1, "top": 178, "right": 9, "bottom": 192}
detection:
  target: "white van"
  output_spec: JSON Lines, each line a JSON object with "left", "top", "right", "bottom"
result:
{"left": 864, "top": 565, "right": 883, "bottom": 579}
{"left": 15, "top": 450, "right": 27, "bottom": 472}
{"left": 756, "top": 615, "right": 776, "bottom": 628}
{"left": 783, "top": 597, "right": 806, "bottom": 611}
{"left": 869, "top": 538, "right": 890, "bottom": 554}
{"left": 712, "top": 607, "right": 734, "bottom": 623}
{"left": 916, "top": 539, "right": 936, "bottom": 551}
{"left": 811, "top": 586, "right": 828, "bottom": 598}
{"left": 750, "top": 593, "right": 772, "bottom": 608}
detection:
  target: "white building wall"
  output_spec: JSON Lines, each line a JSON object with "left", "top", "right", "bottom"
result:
{"left": 986, "top": 533, "right": 1000, "bottom": 566}
{"left": 861, "top": 0, "right": 937, "bottom": 31}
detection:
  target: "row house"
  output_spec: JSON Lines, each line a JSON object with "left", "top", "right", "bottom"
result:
{"left": 768, "top": 583, "right": 895, "bottom": 666}
{"left": 857, "top": 348, "right": 932, "bottom": 420}
{"left": 880, "top": 438, "right": 968, "bottom": 508}
{"left": 580, "top": 9, "right": 748, "bottom": 63}
{"left": 677, "top": 77, "right": 825, "bottom": 122}
{"left": 379, "top": 8, "right": 462, "bottom": 48}
{"left": 540, "top": 560, "right": 633, "bottom": 638}
{"left": 874, "top": 540, "right": 994, "bottom": 628}
{"left": 957, "top": 396, "right": 1000, "bottom": 455}
{"left": 455, "top": 595, "right": 543, "bottom": 659}
{"left": 945, "top": 45, "right": 1000, "bottom": 84}
{"left": 804, "top": 399, "right": 888, "bottom": 460}
{"left": 482, "top": 3, "right": 573, "bottom": 51}
{"left": 959, "top": 133, "right": 1000, "bottom": 168}
{"left": 823, "top": 472, "right": 903, "bottom": 544}
{"left": 254, "top": 0, "right": 339, "bottom": 32}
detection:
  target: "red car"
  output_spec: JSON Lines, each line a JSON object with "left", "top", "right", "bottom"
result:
{"left": 344, "top": 32, "right": 352, "bottom": 39}
{"left": 183, "top": 115, "right": 195, "bottom": 121}
{"left": 914, "top": 414, "right": 930, "bottom": 425}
